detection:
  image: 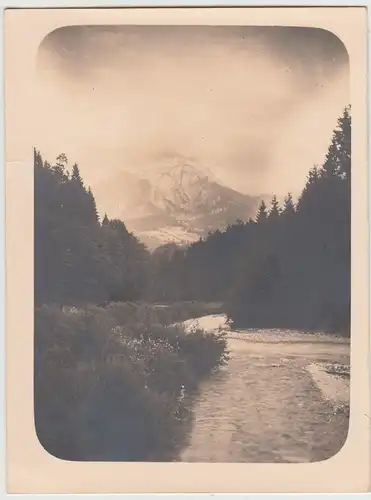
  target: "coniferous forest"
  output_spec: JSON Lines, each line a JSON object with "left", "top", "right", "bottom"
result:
{"left": 34, "top": 107, "right": 350, "bottom": 461}
{"left": 150, "top": 107, "right": 351, "bottom": 335}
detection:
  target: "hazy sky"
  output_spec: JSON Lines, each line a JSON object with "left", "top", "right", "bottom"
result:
{"left": 35, "top": 25, "right": 349, "bottom": 205}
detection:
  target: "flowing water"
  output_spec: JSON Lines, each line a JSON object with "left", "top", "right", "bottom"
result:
{"left": 179, "top": 315, "right": 350, "bottom": 463}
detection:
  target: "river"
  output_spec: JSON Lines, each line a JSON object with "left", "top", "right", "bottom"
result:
{"left": 179, "top": 315, "right": 350, "bottom": 463}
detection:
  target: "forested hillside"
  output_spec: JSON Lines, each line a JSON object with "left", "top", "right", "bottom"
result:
{"left": 149, "top": 107, "right": 351, "bottom": 334}
{"left": 34, "top": 151, "right": 150, "bottom": 306}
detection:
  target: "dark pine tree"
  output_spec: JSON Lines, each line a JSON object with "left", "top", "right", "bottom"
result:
{"left": 71, "top": 163, "right": 84, "bottom": 187}
{"left": 256, "top": 200, "right": 268, "bottom": 224}
{"left": 282, "top": 192, "right": 296, "bottom": 216}
{"left": 102, "top": 213, "right": 109, "bottom": 226}
{"left": 268, "top": 195, "right": 281, "bottom": 220}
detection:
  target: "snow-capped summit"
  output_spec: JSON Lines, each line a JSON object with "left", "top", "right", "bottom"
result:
{"left": 142, "top": 157, "right": 228, "bottom": 221}
{"left": 151, "top": 162, "right": 214, "bottom": 217}
{"left": 93, "top": 155, "right": 262, "bottom": 250}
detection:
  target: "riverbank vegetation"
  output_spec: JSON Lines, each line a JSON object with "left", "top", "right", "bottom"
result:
{"left": 35, "top": 303, "right": 228, "bottom": 461}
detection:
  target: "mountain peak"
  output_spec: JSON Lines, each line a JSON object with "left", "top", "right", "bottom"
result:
{"left": 94, "top": 155, "right": 262, "bottom": 250}
{"left": 144, "top": 155, "right": 219, "bottom": 183}
{"left": 149, "top": 160, "right": 218, "bottom": 217}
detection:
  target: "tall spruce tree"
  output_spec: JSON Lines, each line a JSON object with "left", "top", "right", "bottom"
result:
{"left": 256, "top": 200, "right": 268, "bottom": 223}
{"left": 71, "top": 163, "right": 84, "bottom": 187}
{"left": 268, "top": 195, "right": 281, "bottom": 219}
{"left": 282, "top": 192, "right": 296, "bottom": 216}
{"left": 323, "top": 106, "right": 351, "bottom": 180}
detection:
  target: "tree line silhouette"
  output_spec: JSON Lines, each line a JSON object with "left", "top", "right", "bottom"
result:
{"left": 35, "top": 106, "right": 350, "bottom": 335}
{"left": 35, "top": 151, "right": 150, "bottom": 307}
{"left": 150, "top": 107, "right": 351, "bottom": 334}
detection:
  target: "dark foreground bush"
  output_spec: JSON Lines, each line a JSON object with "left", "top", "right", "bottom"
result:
{"left": 35, "top": 304, "right": 228, "bottom": 461}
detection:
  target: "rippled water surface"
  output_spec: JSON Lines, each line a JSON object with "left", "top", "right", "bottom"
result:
{"left": 180, "top": 317, "right": 350, "bottom": 463}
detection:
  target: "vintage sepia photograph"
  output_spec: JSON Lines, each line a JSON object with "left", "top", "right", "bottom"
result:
{"left": 5, "top": 3, "right": 371, "bottom": 493}
{"left": 32, "top": 23, "right": 352, "bottom": 464}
